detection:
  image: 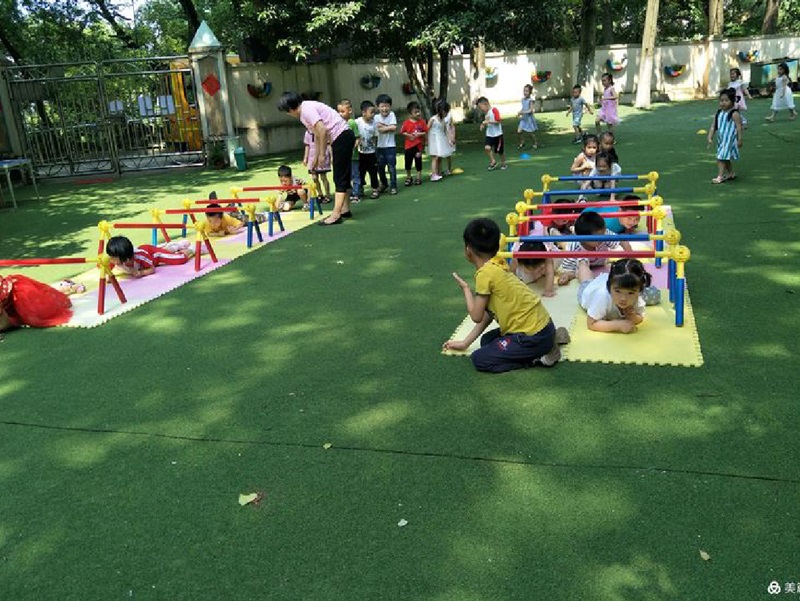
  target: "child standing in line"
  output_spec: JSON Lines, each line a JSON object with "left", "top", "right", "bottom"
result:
{"left": 517, "top": 84, "right": 539, "bottom": 149}
{"left": 337, "top": 99, "right": 362, "bottom": 201}
{"left": 106, "top": 236, "right": 192, "bottom": 278}
{"left": 400, "top": 101, "right": 427, "bottom": 186}
{"left": 707, "top": 88, "right": 743, "bottom": 184}
{"left": 442, "top": 218, "right": 563, "bottom": 372}
{"left": 427, "top": 99, "right": 455, "bottom": 181}
{"left": 276, "top": 165, "right": 308, "bottom": 211}
{"left": 356, "top": 100, "right": 381, "bottom": 199}
{"left": 598, "top": 131, "right": 619, "bottom": 165}
{"left": 765, "top": 62, "right": 797, "bottom": 122}
{"left": 577, "top": 258, "right": 651, "bottom": 334}
{"left": 570, "top": 134, "right": 599, "bottom": 175}
{"left": 476, "top": 97, "right": 506, "bottom": 170}
{"left": 727, "top": 68, "right": 752, "bottom": 127}
{"left": 596, "top": 73, "right": 619, "bottom": 133}
{"left": 557, "top": 211, "right": 632, "bottom": 286}
{"left": 303, "top": 130, "right": 332, "bottom": 203}
{"left": 374, "top": 93, "right": 398, "bottom": 194}
{"left": 565, "top": 85, "right": 592, "bottom": 143}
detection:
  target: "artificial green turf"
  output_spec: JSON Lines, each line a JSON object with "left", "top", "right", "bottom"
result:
{"left": 1, "top": 99, "right": 799, "bottom": 600}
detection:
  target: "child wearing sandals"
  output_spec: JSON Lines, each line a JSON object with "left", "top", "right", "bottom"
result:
{"left": 400, "top": 101, "right": 427, "bottom": 187}
{"left": 707, "top": 88, "right": 743, "bottom": 184}
{"left": 277, "top": 165, "right": 309, "bottom": 211}
{"left": 427, "top": 99, "right": 455, "bottom": 181}
{"left": 577, "top": 258, "right": 651, "bottom": 334}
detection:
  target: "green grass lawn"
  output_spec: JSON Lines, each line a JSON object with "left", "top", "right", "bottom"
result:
{"left": 1, "top": 98, "right": 799, "bottom": 600}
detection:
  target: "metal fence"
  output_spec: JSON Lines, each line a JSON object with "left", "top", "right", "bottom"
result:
{"left": 3, "top": 57, "right": 204, "bottom": 178}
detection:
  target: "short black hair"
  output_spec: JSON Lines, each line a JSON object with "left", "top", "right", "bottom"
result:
{"left": 572, "top": 84, "right": 582, "bottom": 91}
{"left": 375, "top": 93, "right": 392, "bottom": 106}
{"left": 719, "top": 87, "right": 737, "bottom": 104}
{"left": 207, "top": 203, "right": 223, "bottom": 219}
{"left": 277, "top": 165, "right": 292, "bottom": 178}
{"left": 517, "top": 241, "right": 546, "bottom": 268}
{"left": 574, "top": 211, "right": 606, "bottom": 235}
{"left": 582, "top": 133, "right": 599, "bottom": 147}
{"left": 552, "top": 198, "right": 575, "bottom": 214}
{"left": 277, "top": 91, "right": 303, "bottom": 113}
{"left": 475, "top": 96, "right": 489, "bottom": 105}
{"left": 607, "top": 258, "right": 652, "bottom": 292}
{"left": 463, "top": 218, "right": 501, "bottom": 257}
{"left": 360, "top": 100, "right": 374, "bottom": 112}
{"left": 106, "top": 236, "right": 134, "bottom": 261}
{"left": 406, "top": 101, "right": 420, "bottom": 112}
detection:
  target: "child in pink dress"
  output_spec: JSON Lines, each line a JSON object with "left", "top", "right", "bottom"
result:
{"left": 596, "top": 73, "right": 619, "bottom": 133}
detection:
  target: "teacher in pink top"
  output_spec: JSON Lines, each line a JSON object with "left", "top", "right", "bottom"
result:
{"left": 278, "top": 92, "right": 357, "bottom": 226}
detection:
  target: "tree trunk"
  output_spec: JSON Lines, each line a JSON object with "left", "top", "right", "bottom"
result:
{"left": 601, "top": 0, "right": 614, "bottom": 45}
{"left": 177, "top": 0, "right": 202, "bottom": 45}
{"left": 708, "top": 0, "right": 723, "bottom": 37}
{"left": 438, "top": 48, "right": 450, "bottom": 102}
{"left": 762, "top": 0, "right": 779, "bottom": 34}
{"left": 0, "top": 24, "right": 23, "bottom": 62}
{"left": 402, "top": 50, "right": 432, "bottom": 118}
{"left": 90, "top": 0, "right": 139, "bottom": 50}
{"left": 634, "top": 0, "right": 660, "bottom": 108}
{"left": 576, "top": 0, "right": 597, "bottom": 87}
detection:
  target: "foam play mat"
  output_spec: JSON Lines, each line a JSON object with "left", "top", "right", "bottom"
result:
{"left": 59, "top": 209, "right": 321, "bottom": 328}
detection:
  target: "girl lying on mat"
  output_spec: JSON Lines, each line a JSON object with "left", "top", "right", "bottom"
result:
{"left": 106, "top": 236, "right": 193, "bottom": 278}
{"left": 576, "top": 258, "right": 651, "bottom": 334}
{"left": 0, "top": 274, "right": 74, "bottom": 331}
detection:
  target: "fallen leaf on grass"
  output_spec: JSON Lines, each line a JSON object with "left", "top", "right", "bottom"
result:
{"left": 699, "top": 549, "right": 711, "bottom": 561}
{"left": 323, "top": 442, "right": 332, "bottom": 450}
{"left": 397, "top": 519, "right": 408, "bottom": 527}
{"left": 239, "top": 492, "right": 264, "bottom": 506}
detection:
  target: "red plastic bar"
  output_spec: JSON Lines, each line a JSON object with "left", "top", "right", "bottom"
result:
{"left": 535, "top": 200, "right": 647, "bottom": 210}
{"left": 164, "top": 207, "right": 239, "bottom": 214}
{"left": 195, "top": 198, "right": 260, "bottom": 204}
{"left": 242, "top": 185, "right": 304, "bottom": 191}
{"left": 512, "top": 251, "right": 656, "bottom": 259}
{"left": 525, "top": 210, "right": 645, "bottom": 222}
{"left": 97, "top": 275, "right": 106, "bottom": 314}
{"left": 194, "top": 241, "right": 201, "bottom": 271}
{"left": 111, "top": 223, "right": 189, "bottom": 228}
{"left": 0, "top": 257, "right": 89, "bottom": 266}
{"left": 203, "top": 237, "right": 218, "bottom": 263}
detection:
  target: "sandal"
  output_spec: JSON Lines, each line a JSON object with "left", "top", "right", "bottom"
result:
{"left": 404, "top": 178, "right": 413, "bottom": 187}
{"left": 711, "top": 175, "right": 727, "bottom": 184}
{"left": 727, "top": 172, "right": 737, "bottom": 181}
{"left": 414, "top": 178, "right": 421, "bottom": 185}
{"left": 371, "top": 190, "right": 380, "bottom": 199}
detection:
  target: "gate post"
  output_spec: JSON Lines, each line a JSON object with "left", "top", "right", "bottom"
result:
{"left": 189, "top": 22, "right": 237, "bottom": 167}
{"left": 0, "top": 63, "right": 25, "bottom": 156}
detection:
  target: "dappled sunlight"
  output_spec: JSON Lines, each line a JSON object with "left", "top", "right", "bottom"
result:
{"left": 0, "top": 378, "right": 27, "bottom": 399}
{"left": 592, "top": 554, "right": 679, "bottom": 600}
{"left": 50, "top": 434, "right": 127, "bottom": 468}
{"left": 343, "top": 401, "right": 410, "bottom": 435}
{"left": 743, "top": 343, "right": 794, "bottom": 359}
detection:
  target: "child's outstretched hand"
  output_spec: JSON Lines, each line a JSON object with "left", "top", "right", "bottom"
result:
{"left": 443, "top": 339, "right": 469, "bottom": 351}
{"left": 452, "top": 272, "right": 470, "bottom": 291}
{"left": 618, "top": 320, "right": 636, "bottom": 334}
{"left": 557, "top": 272, "right": 575, "bottom": 286}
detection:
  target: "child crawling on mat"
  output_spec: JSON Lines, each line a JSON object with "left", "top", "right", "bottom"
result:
{"left": 106, "top": 236, "right": 193, "bottom": 278}
{"left": 206, "top": 203, "right": 244, "bottom": 236}
{"left": 577, "top": 258, "right": 651, "bottom": 334}
{"left": 509, "top": 240, "right": 558, "bottom": 297}
{"left": 442, "top": 218, "right": 567, "bottom": 373}
{"left": 557, "top": 211, "right": 632, "bottom": 286}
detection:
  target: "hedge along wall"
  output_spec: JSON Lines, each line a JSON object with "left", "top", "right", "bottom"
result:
{"left": 228, "top": 33, "right": 800, "bottom": 157}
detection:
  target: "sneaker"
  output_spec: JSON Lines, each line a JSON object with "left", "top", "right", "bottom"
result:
{"left": 390, "top": 188, "right": 398, "bottom": 195}
{"left": 539, "top": 343, "right": 562, "bottom": 367}
{"left": 431, "top": 174, "right": 443, "bottom": 182}
{"left": 351, "top": 196, "right": 362, "bottom": 204}
{"left": 500, "top": 164, "right": 508, "bottom": 170}
{"left": 443, "top": 170, "right": 452, "bottom": 176}
{"left": 377, "top": 185, "right": 388, "bottom": 193}
{"left": 572, "top": 137, "right": 582, "bottom": 144}
{"left": 555, "top": 327, "right": 571, "bottom": 345}
{"left": 487, "top": 163, "right": 498, "bottom": 171}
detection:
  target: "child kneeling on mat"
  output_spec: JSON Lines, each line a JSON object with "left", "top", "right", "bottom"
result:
{"left": 106, "top": 236, "right": 193, "bottom": 278}
{"left": 577, "top": 258, "right": 651, "bottom": 334}
{"left": 442, "top": 218, "right": 564, "bottom": 373}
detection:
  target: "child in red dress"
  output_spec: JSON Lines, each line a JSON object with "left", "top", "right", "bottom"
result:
{"left": 0, "top": 274, "right": 73, "bottom": 331}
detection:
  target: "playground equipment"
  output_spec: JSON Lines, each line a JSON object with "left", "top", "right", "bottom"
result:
{"left": 231, "top": 181, "right": 325, "bottom": 220}
{"left": 507, "top": 170, "right": 691, "bottom": 327}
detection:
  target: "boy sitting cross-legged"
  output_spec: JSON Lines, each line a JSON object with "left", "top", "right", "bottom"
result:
{"left": 443, "top": 218, "right": 565, "bottom": 373}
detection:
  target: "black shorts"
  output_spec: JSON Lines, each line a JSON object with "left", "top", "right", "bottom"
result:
{"left": 331, "top": 128, "right": 356, "bottom": 193}
{"left": 485, "top": 135, "right": 504, "bottom": 155}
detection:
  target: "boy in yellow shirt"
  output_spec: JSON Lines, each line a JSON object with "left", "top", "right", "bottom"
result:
{"left": 443, "top": 218, "right": 562, "bottom": 373}
{"left": 206, "top": 203, "right": 244, "bottom": 236}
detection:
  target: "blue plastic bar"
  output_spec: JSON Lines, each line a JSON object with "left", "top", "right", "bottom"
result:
{"left": 151, "top": 228, "right": 158, "bottom": 246}
{"left": 181, "top": 214, "right": 188, "bottom": 239}
{"left": 535, "top": 186, "right": 638, "bottom": 197}
{"left": 247, "top": 221, "right": 253, "bottom": 248}
{"left": 668, "top": 259, "right": 676, "bottom": 301}
{"left": 520, "top": 233, "right": 651, "bottom": 243}
{"left": 655, "top": 235, "right": 664, "bottom": 268}
{"left": 675, "top": 277, "right": 685, "bottom": 327}
{"left": 267, "top": 212, "right": 275, "bottom": 237}
{"left": 254, "top": 220, "right": 264, "bottom": 242}
{"left": 553, "top": 174, "right": 642, "bottom": 182}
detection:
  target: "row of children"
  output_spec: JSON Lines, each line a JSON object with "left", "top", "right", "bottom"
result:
{"left": 443, "top": 216, "right": 654, "bottom": 373}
